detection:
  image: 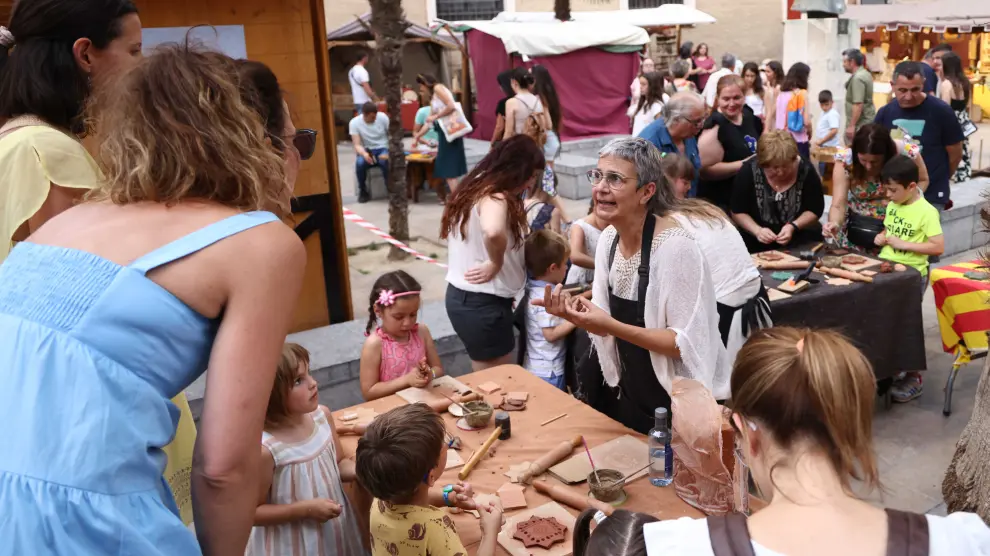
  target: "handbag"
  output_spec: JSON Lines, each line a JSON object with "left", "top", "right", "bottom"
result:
{"left": 439, "top": 101, "right": 473, "bottom": 142}
{"left": 846, "top": 212, "right": 885, "bottom": 249}
{"left": 163, "top": 393, "right": 198, "bottom": 526}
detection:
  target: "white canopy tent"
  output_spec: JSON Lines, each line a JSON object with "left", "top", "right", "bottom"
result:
{"left": 845, "top": 0, "right": 990, "bottom": 32}
{"left": 439, "top": 20, "right": 649, "bottom": 57}
{"left": 491, "top": 4, "right": 717, "bottom": 28}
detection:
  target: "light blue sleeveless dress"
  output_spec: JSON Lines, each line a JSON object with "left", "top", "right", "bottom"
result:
{"left": 0, "top": 211, "right": 279, "bottom": 555}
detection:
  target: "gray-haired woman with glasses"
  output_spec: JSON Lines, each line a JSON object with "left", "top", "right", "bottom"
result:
{"left": 535, "top": 137, "right": 729, "bottom": 434}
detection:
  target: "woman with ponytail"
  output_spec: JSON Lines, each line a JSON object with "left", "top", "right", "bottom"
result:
{"left": 0, "top": 0, "right": 142, "bottom": 263}
{"left": 573, "top": 509, "right": 656, "bottom": 556}
{"left": 641, "top": 327, "right": 990, "bottom": 555}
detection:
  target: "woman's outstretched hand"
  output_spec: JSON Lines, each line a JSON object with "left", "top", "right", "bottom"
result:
{"left": 532, "top": 284, "right": 612, "bottom": 336}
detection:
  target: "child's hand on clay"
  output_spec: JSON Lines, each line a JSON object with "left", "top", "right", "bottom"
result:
{"left": 451, "top": 482, "right": 476, "bottom": 510}
{"left": 416, "top": 358, "right": 435, "bottom": 381}
{"left": 479, "top": 500, "right": 504, "bottom": 534}
{"left": 302, "top": 499, "right": 342, "bottom": 522}
{"left": 406, "top": 367, "right": 431, "bottom": 388}
{"left": 874, "top": 232, "right": 887, "bottom": 247}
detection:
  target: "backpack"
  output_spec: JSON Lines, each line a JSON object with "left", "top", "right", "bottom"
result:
{"left": 786, "top": 90, "right": 806, "bottom": 134}
{"left": 520, "top": 97, "right": 547, "bottom": 148}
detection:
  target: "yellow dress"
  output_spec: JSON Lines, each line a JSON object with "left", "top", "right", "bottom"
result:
{"left": 0, "top": 118, "right": 199, "bottom": 526}
{"left": 0, "top": 120, "right": 100, "bottom": 263}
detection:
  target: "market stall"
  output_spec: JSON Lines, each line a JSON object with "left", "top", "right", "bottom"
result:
{"left": 440, "top": 20, "right": 649, "bottom": 141}
{"left": 846, "top": 0, "right": 990, "bottom": 118}
{"left": 754, "top": 246, "right": 927, "bottom": 389}
{"left": 334, "top": 366, "right": 710, "bottom": 554}
{"left": 328, "top": 14, "right": 459, "bottom": 135}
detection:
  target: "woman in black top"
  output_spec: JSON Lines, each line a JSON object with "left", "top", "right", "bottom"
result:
{"left": 491, "top": 70, "right": 513, "bottom": 148}
{"left": 698, "top": 74, "right": 763, "bottom": 209}
{"left": 731, "top": 130, "right": 824, "bottom": 253}
{"left": 678, "top": 41, "right": 698, "bottom": 89}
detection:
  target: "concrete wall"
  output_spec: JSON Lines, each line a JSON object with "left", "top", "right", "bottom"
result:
{"left": 325, "top": 0, "right": 430, "bottom": 29}
{"left": 682, "top": 0, "right": 784, "bottom": 65}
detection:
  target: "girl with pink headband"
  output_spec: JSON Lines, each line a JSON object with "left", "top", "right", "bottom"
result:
{"left": 359, "top": 270, "right": 445, "bottom": 400}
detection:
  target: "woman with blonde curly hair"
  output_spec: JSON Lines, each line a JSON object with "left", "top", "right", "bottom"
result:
{"left": 0, "top": 46, "right": 307, "bottom": 554}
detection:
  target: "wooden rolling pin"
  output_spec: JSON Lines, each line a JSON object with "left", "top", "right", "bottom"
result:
{"left": 458, "top": 426, "right": 502, "bottom": 480}
{"left": 533, "top": 479, "right": 615, "bottom": 516}
{"left": 518, "top": 435, "right": 584, "bottom": 484}
{"left": 425, "top": 391, "right": 482, "bottom": 414}
{"left": 758, "top": 260, "right": 810, "bottom": 270}
{"left": 818, "top": 266, "right": 874, "bottom": 283}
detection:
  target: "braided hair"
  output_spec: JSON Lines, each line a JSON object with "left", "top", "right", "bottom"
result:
{"left": 365, "top": 270, "right": 422, "bottom": 335}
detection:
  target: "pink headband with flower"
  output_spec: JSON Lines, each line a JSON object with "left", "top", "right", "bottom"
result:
{"left": 376, "top": 289, "right": 421, "bottom": 307}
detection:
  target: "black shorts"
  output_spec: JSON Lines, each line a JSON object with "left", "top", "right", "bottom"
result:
{"left": 445, "top": 284, "right": 515, "bottom": 362}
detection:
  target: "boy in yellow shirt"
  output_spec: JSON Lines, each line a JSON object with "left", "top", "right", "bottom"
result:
{"left": 874, "top": 154, "right": 944, "bottom": 403}
{"left": 356, "top": 403, "right": 503, "bottom": 556}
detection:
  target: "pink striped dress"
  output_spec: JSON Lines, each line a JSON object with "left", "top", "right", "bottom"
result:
{"left": 245, "top": 410, "right": 367, "bottom": 556}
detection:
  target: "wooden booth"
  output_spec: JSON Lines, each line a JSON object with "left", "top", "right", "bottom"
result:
{"left": 135, "top": 0, "right": 352, "bottom": 331}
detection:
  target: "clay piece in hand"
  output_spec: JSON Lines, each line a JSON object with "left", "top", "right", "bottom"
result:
{"left": 879, "top": 261, "right": 894, "bottom": 274}
{"left": 513, "top": 516, "right": 568, "bottom": 549}
{"left": 841, "top": 255, "right": 867, "bottom": 265}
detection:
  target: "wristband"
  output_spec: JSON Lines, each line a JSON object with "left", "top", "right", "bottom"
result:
{"left": 442, "top": 485, "right": 456, "bottom": 507}
{"left": 788, "top": 220, "right": 800, "bottom": 231}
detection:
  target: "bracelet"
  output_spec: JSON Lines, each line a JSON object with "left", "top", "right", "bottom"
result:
{"left": 442, "top": 485, "right": 456, "bottom": 507}
{"left": 788, "top": 220, "right": 800, "bottom": 231}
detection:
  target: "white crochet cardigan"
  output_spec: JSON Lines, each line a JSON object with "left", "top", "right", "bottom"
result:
{"left": 589, "top": 224, "right": 731, "bottom": 400}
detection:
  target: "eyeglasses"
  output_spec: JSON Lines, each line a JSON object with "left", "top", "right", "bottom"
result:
{"left": 681, "top": 115, "right": 705, "bottom": 128}
{"left": 586, "top": 169, "right": 634, "bottom": 189}
{"left": 282, "top": 129, "right": 318, "bottom": 161}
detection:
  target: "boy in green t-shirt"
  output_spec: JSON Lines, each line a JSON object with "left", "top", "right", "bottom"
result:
{"left": 874, "top": 154, "right": 944, "bottom": 403}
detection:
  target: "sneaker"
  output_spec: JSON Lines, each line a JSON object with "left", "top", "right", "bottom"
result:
{"left": 891, "top": 372, "right": 923, "bottom": 403}
{"left": 358, "top": 191, "right": 370, "bottom": 203}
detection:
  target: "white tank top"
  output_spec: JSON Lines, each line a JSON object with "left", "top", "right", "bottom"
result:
{"left": 445, "top": 204, "right": 526, "bottom": 298}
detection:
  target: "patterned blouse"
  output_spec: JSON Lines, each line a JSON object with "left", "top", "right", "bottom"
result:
{"left": 370, "top": 500, "right": 466, "bottom": 556}
{"left": 832, "top": 143, "right": 919, "bottom": 253}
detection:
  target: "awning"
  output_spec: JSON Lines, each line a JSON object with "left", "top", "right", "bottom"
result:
{"left": 845, "top": 1, "right": 990, "bottom": 32}
{"left": 491, "top": 4, "right": 716, "bottom": 27}
{"left": 328, "top": 12, "right": 458, "bottom": 47}
{"left": 440, "top": 20, "right": 649, "bottom": 56}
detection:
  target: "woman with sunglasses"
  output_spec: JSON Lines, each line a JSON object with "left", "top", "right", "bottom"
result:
{"left": 642, "top": 327, "right": 990, "bottom": 555}
{"left": 0, "top": 0, "right": 143, "bottom": 264}
{"left": 535, "top": 137, "right": 729, "bottom": 434}
{"left": 0, "top": 47, "right": 307, "bottom": 554}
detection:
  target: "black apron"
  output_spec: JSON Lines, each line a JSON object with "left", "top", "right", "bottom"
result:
{"left": 598, "top": 215, "right": 672, "bottom": 434}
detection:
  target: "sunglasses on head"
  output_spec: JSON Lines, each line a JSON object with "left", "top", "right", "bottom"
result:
{"left": 284, "top": 128, "right": 318, "bottom": 161}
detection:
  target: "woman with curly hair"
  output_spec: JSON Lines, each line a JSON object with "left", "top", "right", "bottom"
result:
{"left": 441, "top": 135, "right": 545, "bottom": 370}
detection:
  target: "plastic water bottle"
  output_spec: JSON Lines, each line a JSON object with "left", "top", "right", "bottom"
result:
{"left": 649, "top": 407, "right": 673, "bottom": 487}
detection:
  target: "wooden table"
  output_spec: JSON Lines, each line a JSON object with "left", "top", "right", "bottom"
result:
{"left": 405, "top": 152, "right": 445, "bottom": 203}
{"left": 333, "top": 365, "right": 703, "bottom": 554}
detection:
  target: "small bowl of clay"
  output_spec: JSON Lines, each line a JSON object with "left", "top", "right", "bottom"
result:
{"left": 463, "top": 400, "right": 494, "bottom": 428}
{"left": 588, "top": 469, "right": 626, "bottom": 503}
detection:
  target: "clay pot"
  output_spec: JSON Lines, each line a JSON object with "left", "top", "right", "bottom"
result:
{"left": 587, "top": 469, "right": 626, "bottom": 502}
{"left": 463, "top": 401, "right": 494, "bottom": 428}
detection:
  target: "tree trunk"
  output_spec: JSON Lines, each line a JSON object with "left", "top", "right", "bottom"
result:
{"left": 554, "top": 0, "right": 571, "bottom": 22}
{"left": 943, "top": 355, "right": 990, "bottom": 524}
{"left": 369, "top": 0, "right": 410, "bottom": 261}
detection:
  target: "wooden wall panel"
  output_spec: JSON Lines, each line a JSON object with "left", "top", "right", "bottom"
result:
{"left": 136, "top": 0, "right": 352, "bottom": 331}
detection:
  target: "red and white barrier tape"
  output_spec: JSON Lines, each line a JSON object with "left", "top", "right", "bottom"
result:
{"left": 342, "top": 207, "right": 448, "bottom": 268}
